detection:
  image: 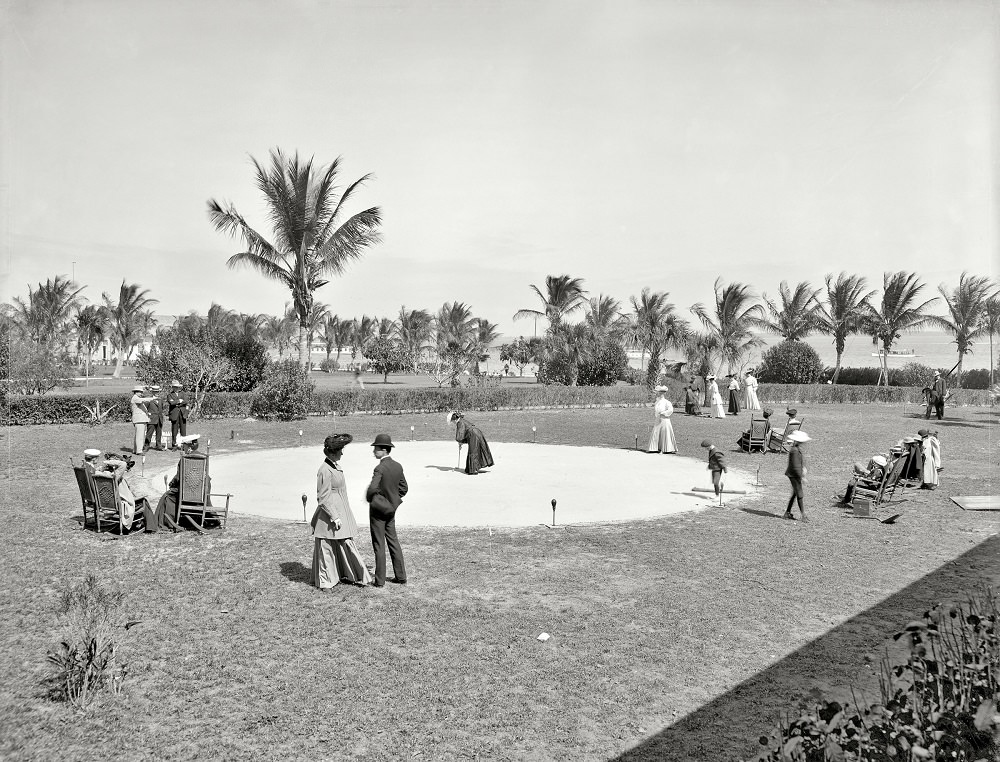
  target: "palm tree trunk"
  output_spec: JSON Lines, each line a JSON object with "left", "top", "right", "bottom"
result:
{"left": 955, "top": 355, "right": 963, "bottom": 388}
{"left": 112, "top": 349, "right": 124, "bottom": 379}
{"left": 832, "top": 352, "right": 843, "bottom": 384}
{"left": 299, "top": 324, "right": 310, "bottom": 372}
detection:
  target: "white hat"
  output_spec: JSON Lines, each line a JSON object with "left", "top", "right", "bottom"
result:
{"left": 872, "top": 455, "right": 888, "bottom": 466}
{"left": 933, "top": 371, "right": 940, "bottom": 376}
{"left": 132, "top": 384, "right": 145, "bottom": 392}
{"left": 446, "top": 411, "right": 463, "bottom": 424}
{"left": 706, "top": 374, "right": 715, "bottom": 380}
{"left": 83, "top": 448, "right": 102, "bottom": 458}
{"left": 177, "top": 434, "right": 200, "bottom": 444}
{"left": 787, "top": 430, "right": 811, "bottom": 443}
{"left": 654, "top": 385, "right": 669, "bottom": 392}
{"left": 170, "top": 380, "right": 182, "bottom": 387}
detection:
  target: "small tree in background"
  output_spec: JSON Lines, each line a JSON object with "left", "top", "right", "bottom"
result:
{"left": 251, "top": 360, "right": 315, "bottom": 420}
{"left": 499, "top": 337, "right": 541, "bottom": 376}
{"left": 577, "top": 339, "right": 628, "bottom": 386}
{"left": 364, "top": 337, "right": 408, "bottom": 382}
{"left": 7, "top": 338, "right": 76, "bottom": 395}
{"left": 756, "top": 340, "right": 824, "bottom": 384}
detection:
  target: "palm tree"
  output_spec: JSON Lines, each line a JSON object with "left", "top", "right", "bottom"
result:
{"left": 319, "top": 314, "right": 344, "bottom": 363}
{"left": 813, "top": 273, "right": 876, "bottom": 383}
{"left": 513, "top": 275, "right": 587, "bottom": 335}
{"left": 927, "top": 272, "right": 998, "bottom": 387}
{"left": 629, "top": 289, "right": 687, "bottom": 379}
{"left": 102, "top": 281, "right": 158, "bottom": 378}
{"left": 74, "top": 304, "right": 109, "bottom": 380}
{"left": 862, "top": 271, "right": 938, "bottom": 386}
{"left": 584, "top": 294, "right": 624, "bottom": 341}
{"left": 233, "top": 313, "right": 265, "bottom": 342}
{"left": 760, "top": 281, "right": 824, "bottom": 341}
{"left": 262, "top": 314, "right": 296, "bottom": 358}
{"left": 300, "top": 302, "right": 329, "bottom": 369}
{"left": 471, "top": 318, "right": 502, "bottom": 374}
{"left": 350, "top": 315, "right": 376, "bottom": 361}
{"left": 984, "top": 294, "right": 1000, "bottom": 386}
{"left": 208, "top": 148, "right": 382, "bottom": 369}
{"left": 10, "top": 275, "right": 86, "bottom": 348}
{"left": 689, "top": 278, "right": 767, "bottom": 375}
{"left": 434, "top": 302, "right": 476, "bottom": 347}
{"left": 204, "top": 303, "right": 236, "bottom": 335}
{"left": 375, "top": 317, "right": 397, "bottom": 340}
{"left": 396, "top": 307, "right": 433, "bottom": 370}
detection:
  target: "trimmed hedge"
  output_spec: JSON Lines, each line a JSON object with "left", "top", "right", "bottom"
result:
{"left": 4, "top": 377, "right": 991, "bottom": 425}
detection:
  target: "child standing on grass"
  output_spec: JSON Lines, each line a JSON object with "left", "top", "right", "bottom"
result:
{"left": 701, "top": 440, "right": 726, "bottom": 501}
{"left": 783, "top": 430, "right": 810, "bottom": 521}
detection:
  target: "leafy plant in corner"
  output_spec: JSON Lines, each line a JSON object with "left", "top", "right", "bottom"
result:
{"left": 82, "top": 399, "right": 119, "bottom": 426}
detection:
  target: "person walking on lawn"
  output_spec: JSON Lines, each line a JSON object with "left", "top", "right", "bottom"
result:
{"left": 366, "top": 434, "right": 408, "bottom": 587}
{"left": 783, "top": 430, "right": 810, "bottom": 521}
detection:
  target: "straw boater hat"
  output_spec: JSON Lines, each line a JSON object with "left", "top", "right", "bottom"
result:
{"left": 933, "top": 370, "right": 941, "bottom": 377}
{"left": 872, "top": 455, "right": 888, "bottom": 467}
{"left": 132, "top": 384, "right": 145, "bottom": 392}
{"left": 170, "top": 380, "right": 182, "bottom": 387}
{"left": 446, "top": 411, "right": 464, "bottom": 424}
{"left": 83, "top": 448, "right": 101, "bottom": 459}
{"left": 786, "top": 430, "right": 811, "bottom": 443}
{"left": 654, "top": 385, "right": 669, "bottom": 393}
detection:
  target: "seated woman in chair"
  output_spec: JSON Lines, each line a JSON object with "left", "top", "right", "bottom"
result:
{"left": 83, "top": 449, "right": 149, "bottom": 531}
{"left": 737, "top": 407, "right": 772, "bottom": 451}
{"left": 841, "top": 454, "right": 888, "bottom": 504}
{"left": 153, "top": 434, "right": 215, "bottom": 531}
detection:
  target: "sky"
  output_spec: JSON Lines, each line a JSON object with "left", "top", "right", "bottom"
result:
{"left": 1, "top": 0, "right": 997, "bottom": 338}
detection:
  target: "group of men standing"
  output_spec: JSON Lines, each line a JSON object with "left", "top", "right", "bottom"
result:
{"left": 129, "top": 380, "right": 191, "bottom": 454}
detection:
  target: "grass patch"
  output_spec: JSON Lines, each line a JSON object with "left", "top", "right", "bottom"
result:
{"left": 1, "top": 405, "right": 997, "bottom": 760}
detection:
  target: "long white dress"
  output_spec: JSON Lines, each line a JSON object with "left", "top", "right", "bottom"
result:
{"left": 744, "top": 374, "right": 761, "bottom": 411}
{"left": 920, "top": 437, "right": 939, "bottom": 488}
{"left": 647, "top": 397, "right": 677, "bottom": 453}
{"left": 709, "top": 381, "right": 725, "bottom": 418}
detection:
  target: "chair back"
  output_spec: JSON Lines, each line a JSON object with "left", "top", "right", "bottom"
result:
{"left": 748, "top": 417, "right": 768, "bottom": 449}
{"left": 881, "top": 452, "right": 910, "bottom": 498}
{"left": 783, "top": 420, "right": 802, "bottom": 440}
{"left": 73, "top": 466, "right": 96, "bottom": 507}
{"left": 179, "top": 453, "right": 210, "bottom": 507}
{"left": 91, "top": 472, "right": 120, "bottom": 513}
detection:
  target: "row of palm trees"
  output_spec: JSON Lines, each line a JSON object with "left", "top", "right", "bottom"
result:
{"left": 514, "top": 272, "right": 1000, "bottom": 387}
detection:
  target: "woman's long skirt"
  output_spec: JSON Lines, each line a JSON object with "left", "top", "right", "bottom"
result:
{"left": 712, "top": 393, "right": 726, "bottom": 419}
{"left": 647, "top": 420, "right": 677, "bottom": 453}
{"left": 745, "top": 388, "right": 761, "bottom": 411}
{"left": 728, "top": 389, "right": 741, "bottom": 415}
{"left": 312, "top": 538, "right": 372, "bottom": 589}
{"left": 464, "top": 428, "right": 495, "bottom": 475}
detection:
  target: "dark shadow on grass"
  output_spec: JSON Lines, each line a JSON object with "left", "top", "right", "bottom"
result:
{"left": 898, "top": 417, "right": 988, "bottom": 430}
{"left": 612, "top": 534, "right": 1000, "bottom": 762}
{"left": 424, "top": 465, "right": 466, "bottom": 472}
{"left": 278, "top": 561, "right": 312, "bottom": 585}
{"left": 737, "top": 506, "right": 787, "bottom": 520}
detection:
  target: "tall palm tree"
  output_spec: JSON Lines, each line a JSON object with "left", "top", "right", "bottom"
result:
{"left": 396, "top": 307, "right": 433, "bottom": 370}
{"left": 689, "top": 278, "right": 766, "bottom": 375}
{"left": 814, "top": 273, "right": 876, "bottom": 383}
{"left": 862, "top": 271, "right": 938, "bottom": 386}
{"left": 208, "top": 148, "right": 382, "bottom": 369}
{"left": 471, "top": 318, "right": 502, "bottom": 374}
{"left": 629, "top": 289, "right": 687, "bottom": 377}
{"left": 682, "top": 330, "right": 721, "bottom": 381}
{"left": 319, "top": 314, "right": 344, "bottom": 362}
{"left": 760, "top": 280, "right": 824, "bottom": 341}
{"left": 10, "top": 275, "right": 86, "bottom": 348}
{"left": 102, "top": 281, "right": 158, "bottom": 378}
{"left": 375, "top": 317, "right": 397, "bottom": 340}
{"left": 233, "top": 313, "right": 265, "bottom": 342}
{"left": 927, "top": 272, "right": 998, "bottom": 387}
{"left": 204, "top": 303, "right": 236, "bottom": 335}
{"left": 984, "top": 294, "right": 1000, "bottom": 386}
{"left": 584, "top": 294, "right": 624, "bottom": 341}
{"left": 350, "top": 315, "right": 377, "bottom": 361}
{"left": 74, "top": 304, "right": 109, "bottom": 379}
{"left": 434, "top": 302, "right": 476, "bottom": 347}
{"left": 262, "top": 314, "right": 296, "bottom": 358}
{"left": 513, "top": 275, "right": 587, "bottom": 335}
{"left": 299, "top": 302, "right": 329, "bottom": 369}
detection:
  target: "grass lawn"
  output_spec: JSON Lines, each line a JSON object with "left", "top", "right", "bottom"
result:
{"left": 1, "top": 403, "right": 997, "bottom": 761}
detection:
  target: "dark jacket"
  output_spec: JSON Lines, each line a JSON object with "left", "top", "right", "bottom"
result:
{"left": 146, "top": 397, "right": 163, "bottom": 425}
{"left": 366, "top": 456, "right": 408, "bottom": 514}
{"left": 785, "top": 446, "right": 805, "bottom": 478}
{"left": 707, "top": 448, "right": 727, "bottom": 473}
{"left": 167, "top": 390, "right": 189, "bottom": 422}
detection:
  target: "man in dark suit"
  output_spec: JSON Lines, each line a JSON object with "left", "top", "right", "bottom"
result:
{"left": 932, "top": 371, "right": 947, "bottom": 420}
{"left": 166, "top": 380, "right": 189, "bottom": 449}
{"left": 143, "top": 386, "right": 165, "bottom": 451}
{"left": 783, "top": 430, "right": 810, "bottom": 521}
{"left": 366, "top": 434, "right": 408, "bottom": 587}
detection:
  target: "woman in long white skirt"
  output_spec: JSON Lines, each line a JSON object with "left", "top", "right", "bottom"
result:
{"left": 647, "top": 386, "right": 677, "bottom": 453}
{"left": 744, "top": 370, "right": 761, "bottom": 411}
{"left": 707, "top": 375, "right": 726, "bottom": 418}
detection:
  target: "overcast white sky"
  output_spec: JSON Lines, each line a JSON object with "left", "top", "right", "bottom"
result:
{"left": 1, "top": 0, "right": 997, "bottom": 335}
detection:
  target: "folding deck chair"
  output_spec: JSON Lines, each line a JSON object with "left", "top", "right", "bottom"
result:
{"left": 851, "top": 452, "right": 909, "bottom": 521}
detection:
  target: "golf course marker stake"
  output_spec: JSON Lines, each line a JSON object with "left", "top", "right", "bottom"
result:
{"left": 301, "top": 493, "right": 308, "bottom": 522}
{"left": 551, "top": 498, "right": 557, "bottom": 527}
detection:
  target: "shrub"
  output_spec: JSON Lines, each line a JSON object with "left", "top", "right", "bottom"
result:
{"left": 577, "top": 340, "right": 629, "bottom": 387}
{"left": 46, "top": 575, "right": 129, "bottom": 710}
{"left": 319, "top": 359, "right": 339, "bottom": 373}
{"left": 217, "top": 334, "right": 270, "bottom": 392}
{"left": 757, "top": 341, "right": 824, "bottom": 384}
{"left": 747, "top": 589, "right": 1000, "bottom": 762}
{"left": 7, "top": 338, "right": 77, "bottom": 395}
{"left": 363, "top": 337, "right": 408, "bottom": 382}
{"left": 251, "top": 360, "right": 315, "bottom": 420}
{"left": 893, "top": 361, "right": 937, "bottom": 388}
{"left": 959, "top": 368, "right": 992, "bottom": 390}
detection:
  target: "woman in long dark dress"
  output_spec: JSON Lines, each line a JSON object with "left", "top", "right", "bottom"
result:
{"left": 727, "top": 375, "right": 741, "bottom": 415}
{"left": 447, "top": 411, "right": 495, "bottom": 475}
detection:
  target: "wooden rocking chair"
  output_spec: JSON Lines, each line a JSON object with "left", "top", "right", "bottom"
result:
{"left": 739, "top": 416, "right": 769, "bottom": 453}
{"left": 767, "top": 418, "right": 804, "bottom": 453}
{"left": 177, "top": 453, "right": 232, "bottom": 532}
{"left": 89, "top": 471, "right": 144, "bottom": 533}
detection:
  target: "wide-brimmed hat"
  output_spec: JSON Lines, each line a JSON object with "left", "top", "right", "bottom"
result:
{"left": 700, "top": 439, "right": 713, "bottom": 448}
{"left": 917, "top": 428, "right": 930, "bottom": 437}
{"left": 902, "top": 436, "right": 917, "bottom": 444}
{"left": 786, "top": 408, "right": 798, "bottom": 417}
{"left": 83, "top": 448, "right": 102, "bottom": 459}
{"left": 324, "top": 433, "right": 353, "bottom": 452}
{"left": 151, "top": 385, "right": 161, "bottom": 392}
{"left": 933, "top": 370, "right": 941, "bottom": 376}
{"left": 872, "top": 455, "right": 888, "bottom": 467}
{"left": 787, "top": 430, "right": 810, "bottom": 443}
{"left": 177, "top": 434, "right": 200, "bottom": 445}
{"left": 370, "top": 433, "right": 394, "bottom": 449}
{"left": 762, "top": 407, "right": 774, "bottom": 417}
{"left": 170, "top": 380, "right": 182, "bottom": 387}
{"left": 446, "top": 411, "right": 464, "bottom": 424}
{"left": 132, "top": 384, "right": 145, "bottom": 392}
{"left": 654, "top": 385, "right": 669, "bottom": 393}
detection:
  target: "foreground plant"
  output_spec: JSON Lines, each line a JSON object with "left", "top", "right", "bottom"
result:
{"left": 748, "top": 588, "right": 1000, "bottom": 761}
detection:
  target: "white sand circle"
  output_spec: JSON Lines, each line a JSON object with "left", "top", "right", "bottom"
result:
{"left": 154, "top": 442, "right": 752, "bottom": 527}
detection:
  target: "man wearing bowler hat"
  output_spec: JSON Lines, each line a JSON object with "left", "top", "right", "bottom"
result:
{"left": 366, "top": 434, "right": 409, "bottom": 587}
{"left": 143, "top": 385, "right": 165, "bottom": 451}
{"left": 166, "top": 380, "right": 189, "bottom": 449}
